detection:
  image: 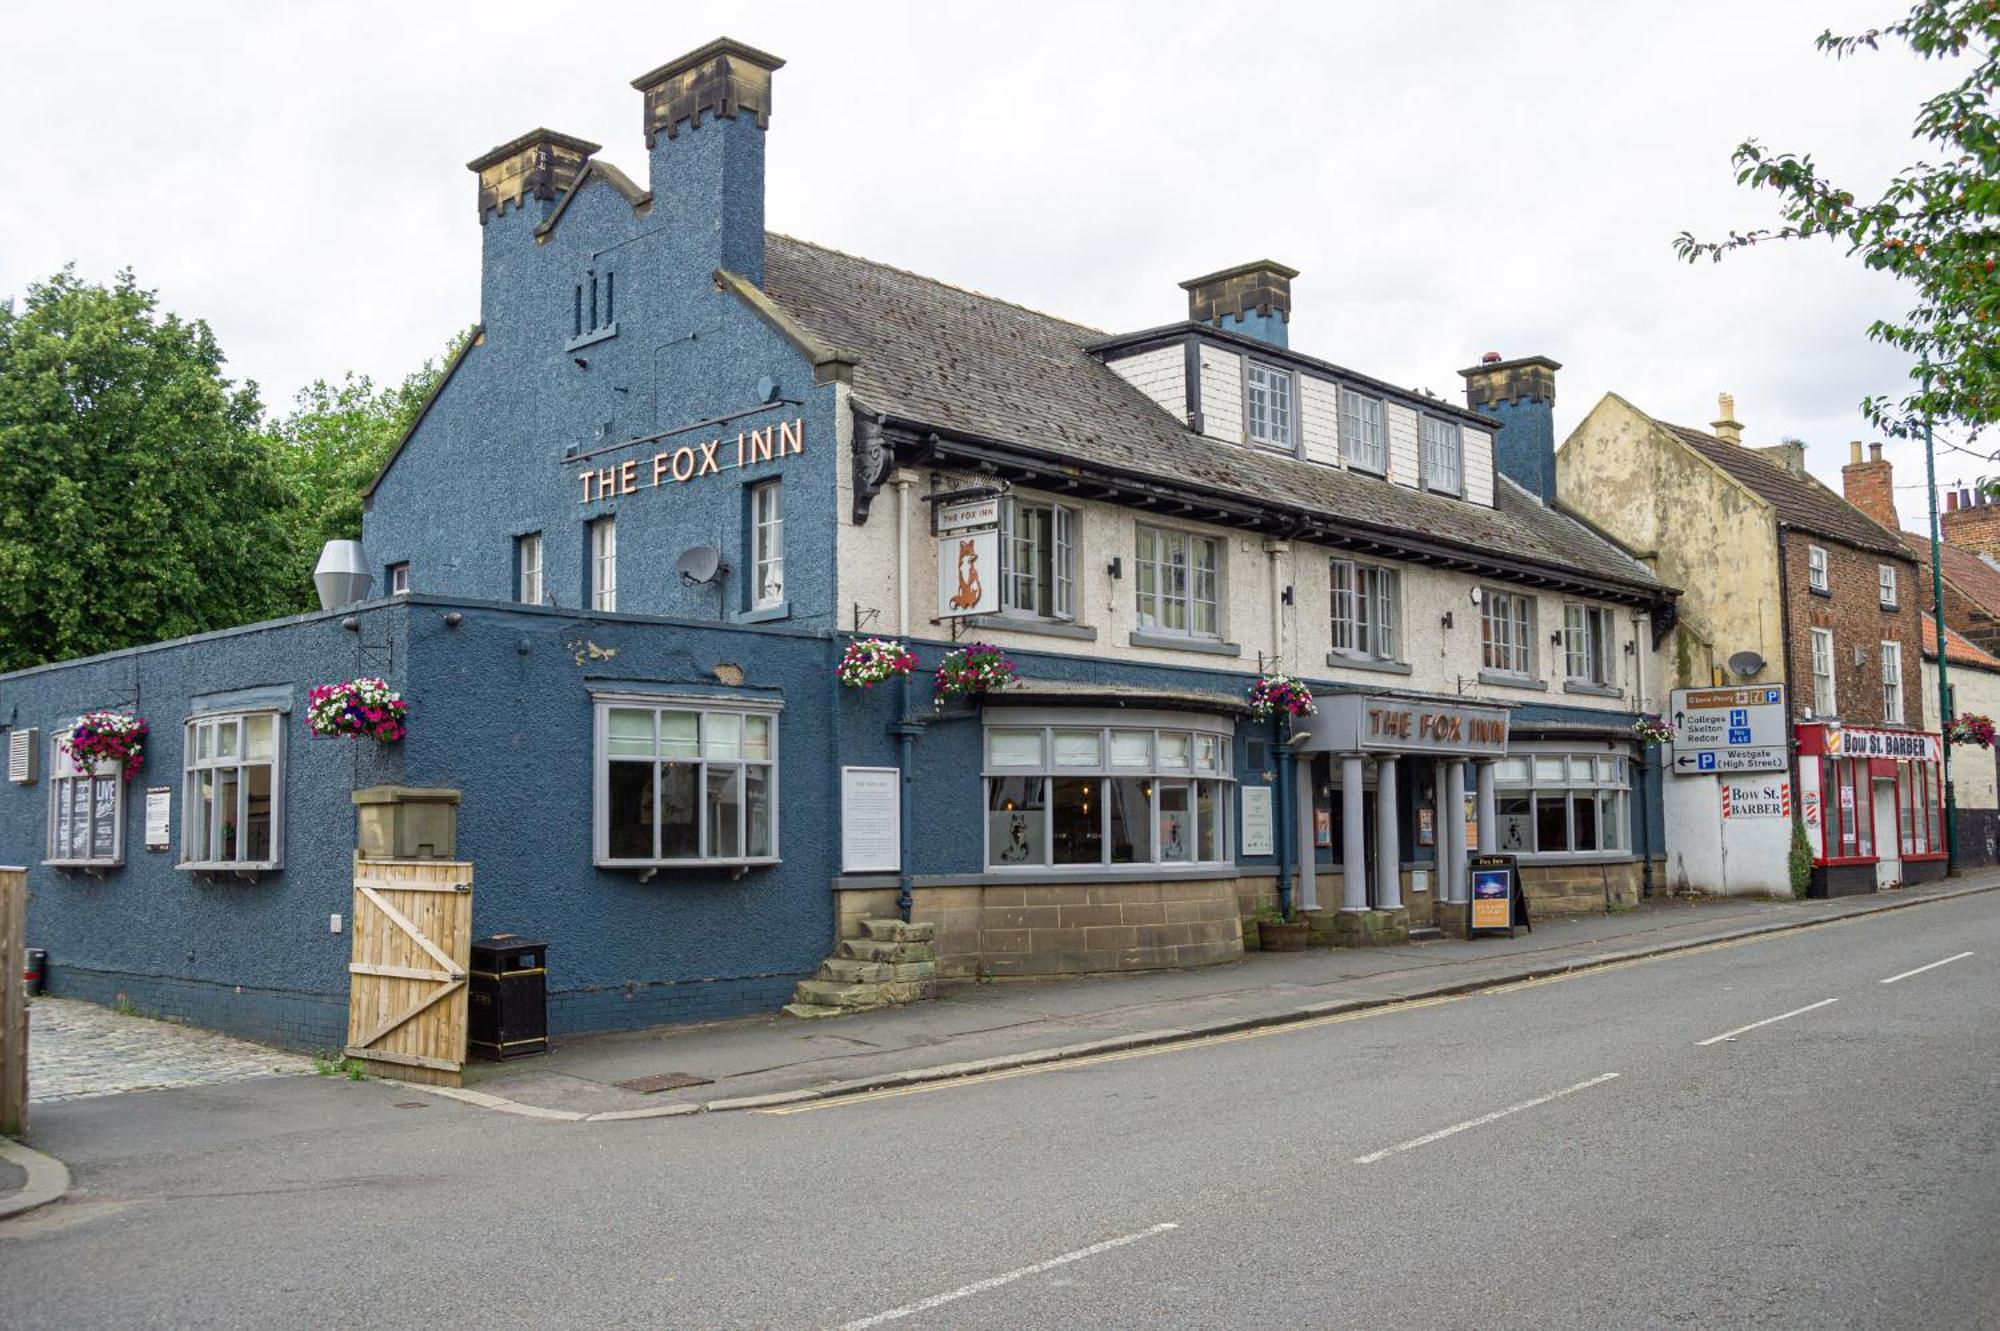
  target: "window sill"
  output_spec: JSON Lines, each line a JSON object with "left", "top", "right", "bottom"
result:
{"left": 1326, "top": 652, "right": 1413, "bottom": 676}
{"left": 179, "top": 863, "right": 278, "bottom": 882}
{"left": 1809, "top": 586, "right": 1832, "bottom": 599}
{"left": 565, "top": 323, "right": 618, "bottom": 353}
{"left": 601, "top": 857, "right": 780, "bottom": 877}
{"left": 1477, "top": 669, "right": 1548, "bottom": 692}
{"left": 1344, "top": 460, "right": 1387, "bottom": 478}
{"left": 1880, "top": 603, "right": 1899, "bottom": 612}
{"left": 1129, "top": 630, "right": 1240, "bottom": 657}
{"left": 731, "top": 601, "right": 790, "bottom": 625}
{"left": 1562, "top": 680, "right": 1623, "bottom": 698}
{"left": 1511, "top": 852, "right": 1638, "bottom": 867}
{"left": 45, "top": 859, "right": 120, "bottom": 877}
{"left": 965, "top": 615, "right": 1098, "bottom": 642}
{"left": 919, "top": 863, "right": 1242, "bottom": 887}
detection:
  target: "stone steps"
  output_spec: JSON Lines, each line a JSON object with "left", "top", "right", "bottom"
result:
{"left": 784, "top": 919, "right": 940, "bottom": 1019}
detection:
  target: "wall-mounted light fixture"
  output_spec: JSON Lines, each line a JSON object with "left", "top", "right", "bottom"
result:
{"left": 443, "top": 612, "right": 463, "bottom": 628}
{"left": 340, "top": 616, "right": 360, "bottom": 632}
{"left": 573, "top": 357, "right": 588, "bottom": 370}
{"left": 1281, "top": 585, "right": 1295, "bottom": 606}
{"left": 1107, "top": 557, "right": 1123, "bottom": 580}
{"left": 1440, "top": 610, "right": 1454, "bottom": 630}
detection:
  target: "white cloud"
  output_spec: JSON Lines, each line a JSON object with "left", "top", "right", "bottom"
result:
{"left": 0, "top": 0, "right": 1975, "bottom": 527}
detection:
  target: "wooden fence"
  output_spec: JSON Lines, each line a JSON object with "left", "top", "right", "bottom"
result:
{"left": 344, "top": 855, "right": 471, "bottom": 1086}
{"left": 1, "top": 866, "right": 25, "bottom": 1138}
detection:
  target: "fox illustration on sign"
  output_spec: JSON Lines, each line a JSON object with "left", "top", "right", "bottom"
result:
{"left": 948, "top": 538, "right": 983, "bottom": 610}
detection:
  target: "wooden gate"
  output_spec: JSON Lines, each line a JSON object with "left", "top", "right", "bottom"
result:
{"left": 345, "top": 855, "right": 472, "bottom": 1086}
{"left": 1, "top": 866, "right": 25, "bottom": 1137}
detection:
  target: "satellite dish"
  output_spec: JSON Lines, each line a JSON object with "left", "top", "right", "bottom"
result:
{"left": 1727, "top": 650, "right": 1766, "bottom": 678}
{"left": 676, "top": 546, "right": 725, "bottom": 585}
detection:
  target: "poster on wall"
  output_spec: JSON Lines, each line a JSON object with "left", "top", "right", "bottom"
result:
{"left": 144, "top": 787, "right": 172, "bottom": 851}
{"left": 839, "top": 767, "right": 901, "bottom": 873}
{"left": 1313, "top": 807, "right": 1332, "bottom": 848}
{"left": 1241, "top": 786, "right": 1274, "bottom": 856}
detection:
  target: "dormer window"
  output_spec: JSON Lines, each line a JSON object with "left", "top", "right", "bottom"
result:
{"left": 570, "top": 270, "right": 616, "bottom": 346}
{"left": 1421, "top": 415, "right": 1463, "bottom": 496}
{"left": 1339, "top": 388, "right": 1385, "bottom": 474}
{"left": 1245, "top": 362, "right": 1294, "bottom": 450}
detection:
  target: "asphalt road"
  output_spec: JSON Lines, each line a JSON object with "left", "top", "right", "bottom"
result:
{"left": 6, "top": 890, "right": 1999, "bottom": 1330}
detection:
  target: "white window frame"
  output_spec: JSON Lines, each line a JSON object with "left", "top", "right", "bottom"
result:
{"left": 1878, "top": 564, "right": 1898, "bottom": 608}
{"left": 1492, "top": 749, "right": 1631, "bottom": 861}
{"left": 1563, "top": 603, "right": 1615, "bottom": 685}
{"left": 752, "top": 479, "right": 785, "bottom": 609}
{"left": 1420, "top": 414, "right": 1463, "bottom": 496}
{"left": 981, "top": 715, "right": 1235, "bottom": 872}
{"left": 1881, "top": 640, "right": 1903, "bottom": 723}
{"left": 1481, "top": 589, "right": 1535, "bottom": 676}
{"left": 590, "top": 516, "right": 618, "bottom": 612}
{"left": 388, "top": 563, "right": 410, "bottom": 597}
{"left": 1245, "top": 361, "right": 1295, "bottom": 451}
{"left": 593, "top": 696, "right": 781, "bottom": 869}
{"left": 1808, "top": 545, "right": 1829, "bottom": 593}
{"left": 517, "top": 532, "right": 543, "bottom": 606}
{"left": 46, "top": 727, "right": 125, "bottom": 869}
{"left": 179, "top": 710, "right": 283, "bottom": 872}
{"left": 1339, "top": 388, "right": 1386, "bottom": 474}
{"left": 1135, "top": 525, "right": 1222, "bottom": 639}
{"left": 1810, "top": 627, "right": 1837, "bottom": 716}
{"left": 999, "top": 497, "right": 1076, "bottom": 621}
{"left": 1329, "top": 559, "right": 1400, "bottom": 661}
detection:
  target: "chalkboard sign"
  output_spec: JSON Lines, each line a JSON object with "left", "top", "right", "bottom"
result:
{"left": 91, "top": 776, "right": 118, "bottom": 860}
{"left": 1467, "top": 853, "right": 1519, "bottom": 938}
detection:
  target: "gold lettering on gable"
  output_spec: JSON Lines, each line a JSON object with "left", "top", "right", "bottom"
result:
{"left": 578, "top": 415, "right": 807, "bottom": 505}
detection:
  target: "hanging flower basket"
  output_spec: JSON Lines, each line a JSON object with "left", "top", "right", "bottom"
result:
{"left": 1633, "top": 714, "right": 1675, "bottom": 746}
{"left": 66, "top": 711, "right": 148, "bottom": 780}
{"left": 307, "top": 677, "right": 408, "bottom": 743}
{"left": 837, "top": 637, "right": 918, "bottom": 689}
{"left": 933, "top": 643, "right": 1020, "bottom": 707}
{"left": 1247, "top": 672, "right": 1316, "bottom": 720}
{"left": 1947, "top": 712, "right": 1996, "bottom": 748}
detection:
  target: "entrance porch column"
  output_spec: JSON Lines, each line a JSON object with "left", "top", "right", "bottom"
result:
{"left": 1341, "top": 754, "right": 1368, "bottom": 911}
{"left": 1443, "top": 759, "right": 1468, "bottom": 903}
{"left": 1476, "top": 759, "right": 1498, "bottom": 854}
{"left": 1374, "top": 755, "right": 1402, "bottom": 910}
{"left": 1295, "top": 752, "right": 1318, "bottom": 913}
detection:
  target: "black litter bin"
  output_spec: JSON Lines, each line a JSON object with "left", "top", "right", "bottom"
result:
{"left": 468, "top": 935, "right": 548, "bottom": 1059}
{"left": 23, "top": 948, "right": 47, "bottom": 996}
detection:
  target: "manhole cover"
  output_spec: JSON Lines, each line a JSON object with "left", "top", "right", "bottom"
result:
{"left": 616, "top": 1071, "right": 714, "bottom": 1094}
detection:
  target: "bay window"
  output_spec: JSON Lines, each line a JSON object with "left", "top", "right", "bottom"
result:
{"left": 596, "top": 698, "right": 778, "bottom": 868}
{"left": 1135, "top": 526, "right": 1220, "bottom": 638}
{"left": 984, "top": 718, "right": 1233, "bottom": 870}
{"left": 1493, "top": 751, "right": 1628, "bottom": 858}
{"left": 181, "top": 711, "right": 282, "bottom": 871}
{"left": 47, "top": 730, "right": 124, "bottom": 868}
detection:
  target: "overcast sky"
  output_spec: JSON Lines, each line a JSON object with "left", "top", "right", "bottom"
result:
{"left": 2, "top": 1, "right": 1976, "bottom": 532}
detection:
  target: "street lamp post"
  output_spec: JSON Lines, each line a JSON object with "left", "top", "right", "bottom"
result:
{"left": 1922, "top": 369, "right": 1957, "bottom": 870}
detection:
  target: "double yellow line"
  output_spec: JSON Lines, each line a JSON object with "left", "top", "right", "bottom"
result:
{"left": 761, "top": 910, "right": 1869, "bottom": 1116}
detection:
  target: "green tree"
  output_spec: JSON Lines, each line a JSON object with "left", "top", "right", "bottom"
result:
{"left": 0, "top": 268, "right": 297, "bottom": 672}
{"left": 1676, "top": 2, "right": 1998, "bottom": 443}
{"left": 265, "top": 333, "right": 463, "bottom": 611}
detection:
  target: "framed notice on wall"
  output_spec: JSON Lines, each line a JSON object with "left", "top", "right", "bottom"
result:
{"left": 1240, "top": 786, "right": 1274, "bottom": 856}
{"left": 840, "top": 767, "right": 901, "bottom": 873}
{"left": 144, "top": 786, "right": 172, "bottom": 851}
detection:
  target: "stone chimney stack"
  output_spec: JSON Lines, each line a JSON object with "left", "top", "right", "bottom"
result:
{"left": 1460, "top": 352, "right": 1561, "bottom": 503}
{"left": 1941, "top": 481, "right": 2000, "bottom": 559}
{"left": 1841, "top": 440, "right": 1900, "bottom": 532}
{"left": 1180, "top": 261, "right": 1298, "bottom": 347}
{"left": 1711, "top": 392, "right": 1743, "bottom": 444}
{"left": 631, "top": 38, "right": 785, "bottom": 288}
{"left": 466, "top": 129, "right": 600, "bottom": 224}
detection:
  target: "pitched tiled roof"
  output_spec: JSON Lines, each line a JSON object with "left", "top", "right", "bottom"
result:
{"left": 1923, "top": 617, "right": 2000, "bottom": 670}
{"left": 1664, "top": 424, "right": 1912, "bottom": 558}
{"left": 761, "top": 234, "right": 1662, "bottom": 593}
{"left": 1901, "top": 532, "right": 2000, "bottom": 615}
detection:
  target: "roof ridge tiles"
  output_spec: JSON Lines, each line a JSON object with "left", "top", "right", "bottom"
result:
{"left": 765, "top": 232, "right": 1107, "bottom": 336}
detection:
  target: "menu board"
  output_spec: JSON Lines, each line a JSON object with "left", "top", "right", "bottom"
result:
{"left": 68, "top": 779, "right": 91, "bottom": 859}
{"left": 91, "top": 776, "right": 117, "bottom": 859}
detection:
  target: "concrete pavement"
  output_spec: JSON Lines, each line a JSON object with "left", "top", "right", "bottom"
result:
{"left": 6, "top": 879, "right": 1997, "bottom": 1328}
{"left": 453, "top": 874, "right": 2000, "bottom": 1118}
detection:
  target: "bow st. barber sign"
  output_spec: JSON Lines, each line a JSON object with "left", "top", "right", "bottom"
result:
{"left": 1669, "top": 685, "right": 1788, "bottom": 776}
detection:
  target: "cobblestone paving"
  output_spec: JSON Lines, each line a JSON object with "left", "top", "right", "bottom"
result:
{"left": 28, "top": 998, "right": 314, "bottom": 1104}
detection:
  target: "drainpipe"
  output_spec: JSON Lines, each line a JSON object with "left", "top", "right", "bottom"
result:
{"left": 894, "top": 475, "right": 912, "bottom": 635}
{"left": 892, "top": 676, "right": 920, "bottom": 924}
{"left": 1633, "top": 609, "right": 1654, "bottom": 898}
{"left": 1274, "top": 719, "right": 1294, "bottom": 920}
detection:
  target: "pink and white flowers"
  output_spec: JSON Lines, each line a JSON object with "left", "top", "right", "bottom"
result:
{"left": 1632, "top": 714, "right": 1675, "bottom": 746}
{"left": 933, "top": 643, "right": 1020, "bottom": 707}
{"left": 837, "top": 637, "right": 918, "bottom": 689}
{"left": 66, "top": 711, "right": 148, "bottom": 780}
{"left": 1947, "top": 712, "right": 1996, "bottom": 748}
{"left": 1247, "top": 673, "right": 1316, "bottom": 720}
{"left": 307, "top": 677, "right": 408, "bottom": 743}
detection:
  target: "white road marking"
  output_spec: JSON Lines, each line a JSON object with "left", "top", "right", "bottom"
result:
{"left": 829, "top": 1223, "right": 1179, "bottom": 1330}
{"left": 1696, "top": 997, "right": 1838, "bottom": 1046}
{"left": 1880, "top": 951, "right": 1975, "bottom": 985}
{"left": 1351, "top": 1073, "right": 1621, "bottom": 1165}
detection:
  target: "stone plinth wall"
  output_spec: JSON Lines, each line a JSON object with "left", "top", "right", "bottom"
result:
{"left": 837, "top": 876, "right": 1266, "bottom": 978}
